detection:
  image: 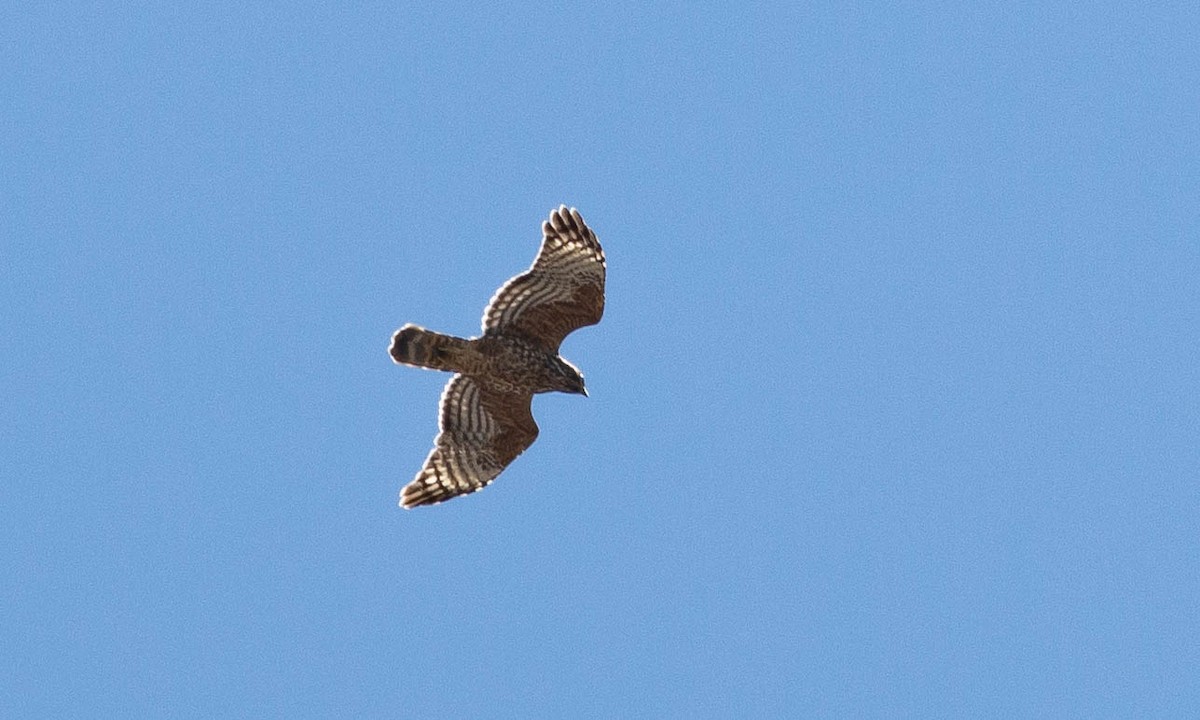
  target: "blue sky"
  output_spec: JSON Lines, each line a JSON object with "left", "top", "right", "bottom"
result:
{"left": 3, "top": 2, "right": 1198, "bottom": 717}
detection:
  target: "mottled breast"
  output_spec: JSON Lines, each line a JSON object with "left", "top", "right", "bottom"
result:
{"left": 473, "top": 335, "right": 564, "bottom": 394}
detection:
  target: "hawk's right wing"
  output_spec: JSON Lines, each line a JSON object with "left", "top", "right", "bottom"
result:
{"left": 480, "top": 206, "right": 606, "bottom": 353}
{"left": 400, "top": 375, "right": 539, "bottom": 508}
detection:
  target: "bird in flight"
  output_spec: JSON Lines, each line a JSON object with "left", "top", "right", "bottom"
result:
{"left": 389, "top": 206, "right": 606, "bottom": 508}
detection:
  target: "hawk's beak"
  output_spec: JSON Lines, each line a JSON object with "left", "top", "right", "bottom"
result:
{"left": 581, "top": 386, "right": 589, "bottom": 397}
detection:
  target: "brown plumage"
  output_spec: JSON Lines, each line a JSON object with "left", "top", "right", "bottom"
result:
{"left": 389, "top": 206, "right": 605, "bottom": 508}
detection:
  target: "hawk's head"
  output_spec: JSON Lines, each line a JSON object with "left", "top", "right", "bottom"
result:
{"left": 552, "top": 357, "right": 588, "bottom": 397}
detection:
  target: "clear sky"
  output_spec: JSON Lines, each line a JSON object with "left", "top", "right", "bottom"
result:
{"left": 3, "top": 3, "right": 1198, "bottom": 718}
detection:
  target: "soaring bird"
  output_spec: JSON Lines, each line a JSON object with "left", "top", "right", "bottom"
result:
{"left": 389, "top": 206, "right": 605, "bottom": 508}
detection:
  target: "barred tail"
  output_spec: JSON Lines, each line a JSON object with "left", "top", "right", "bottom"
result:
{"left": 389, "top": 324, "right": 473, "bottom": 372}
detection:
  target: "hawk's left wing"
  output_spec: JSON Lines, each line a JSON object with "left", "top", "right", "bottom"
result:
{"left": 401, "top": 374, "right": 539, "bottom": 508}
{"left": 480, "top": 206, "right": 605, "bottom": 353}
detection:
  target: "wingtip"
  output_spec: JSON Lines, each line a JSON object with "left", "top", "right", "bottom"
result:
{"left": 550, "top": 204, "right": 577, "bottom": 219}
{"left": 400, "top": 478, "right": 450, "bottom": 509}
{"left": 399, "top": 484, "right": 428, "bottom": 509}
{"left": 548, "top": 205, "right": 590, "bottom": 236}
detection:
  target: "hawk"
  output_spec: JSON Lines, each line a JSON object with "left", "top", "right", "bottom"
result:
{"left": 389, "top": 206, "right": 605, "bottom": 508}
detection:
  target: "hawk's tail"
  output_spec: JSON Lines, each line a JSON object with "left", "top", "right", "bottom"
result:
{"left": 389, "top": 324, "right": 473, "bottom": 372}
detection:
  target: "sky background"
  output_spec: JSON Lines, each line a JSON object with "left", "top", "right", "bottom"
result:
{"left": 3, "top": 2, "right": 1198, "bottom": 717}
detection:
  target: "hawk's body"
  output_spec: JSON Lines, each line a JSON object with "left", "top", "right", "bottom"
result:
{"left": 389, "top": 206, "right": 605, "bottom": 508}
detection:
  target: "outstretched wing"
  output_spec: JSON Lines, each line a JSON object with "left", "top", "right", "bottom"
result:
{"left": 480, "top": 205, "right": 606, "bottom": 353}
{"left": 400, "top": 374, "right": 539, "bottom": 508}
